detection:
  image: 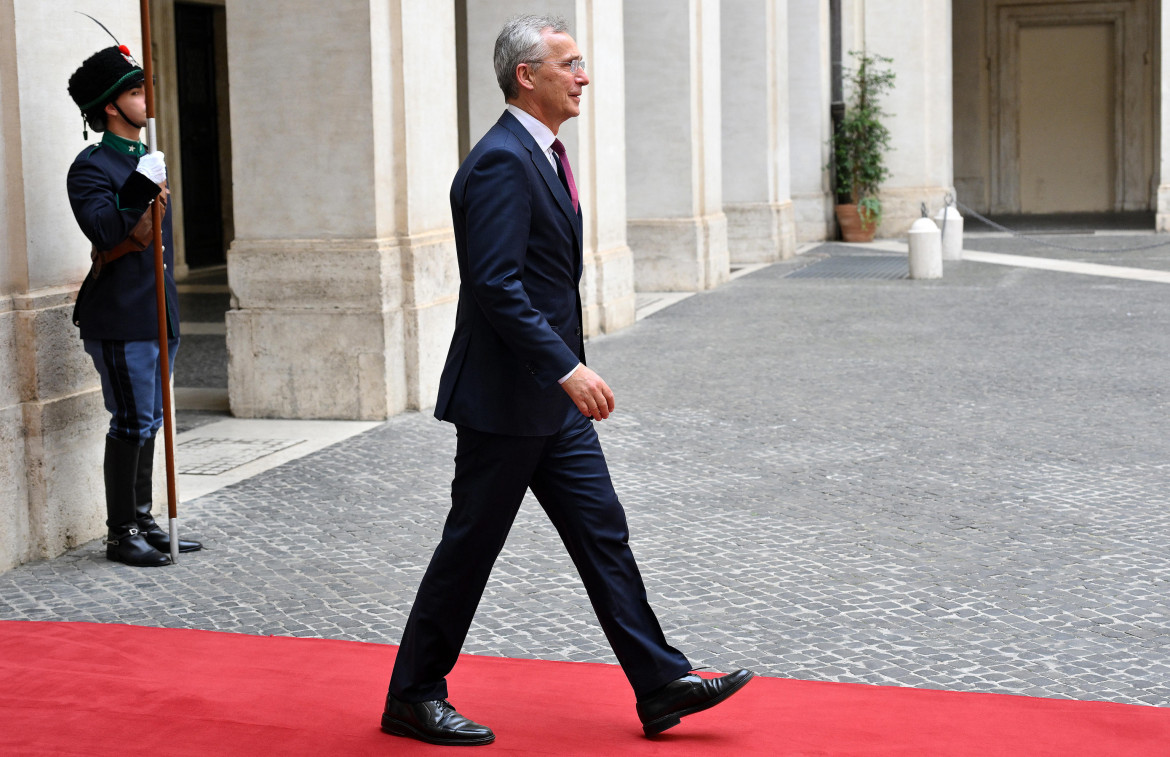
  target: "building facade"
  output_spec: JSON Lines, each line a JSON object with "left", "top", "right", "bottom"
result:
{"left": 2, "top": 0, "right": 1164, "bottom": 571}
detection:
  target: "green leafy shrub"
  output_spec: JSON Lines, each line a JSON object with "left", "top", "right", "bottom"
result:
{"left": 831, "top": 52, "right": 895, "bottom": 226}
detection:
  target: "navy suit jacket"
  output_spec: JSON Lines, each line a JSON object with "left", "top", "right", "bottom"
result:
{"left": 435, "top": 110, "right": 585, "bottom": 436}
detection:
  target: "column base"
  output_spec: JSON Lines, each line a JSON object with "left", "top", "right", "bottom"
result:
{"left": 227, "top": 232, "right": 457, "bottom": 420}
{"left": 1156, "top": 186, "right": 1170, "bottom": 232}
{"left": 874, "top": 186, "right": 955, "bottom": 238}
{"left": 19, "top": 391, "right": 107, "bottom": 571}
{"left": 1, "top": 291, "right": 107, "bottom": 572}
{"left": 792, "top": 192, "right": 834, "bottom": 242}
{"left": 0, "top": 398, "right": 27, "bottom": 573}
{"left": 581, "top": 243, "right": 636, "bottom": 337}
{"left": 725, "top": 201, "right": 797, "bottom": 264}
{"left": 400, "top": 230, "right": 459, "bottom": 412}
{"left": 628, "top": 213, "right": 730, "bottom": 292}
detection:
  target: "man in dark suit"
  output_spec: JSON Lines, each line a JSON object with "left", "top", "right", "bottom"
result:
{"left": 380, "top": 15, "right": 752, "bottom": 746}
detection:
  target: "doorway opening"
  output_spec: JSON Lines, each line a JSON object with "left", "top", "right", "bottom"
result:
{"left": 174, "top": 1, "right": 232, "bottom": 269}
{"left": 952, "top": 0, "right": 1157, "bottom": 226}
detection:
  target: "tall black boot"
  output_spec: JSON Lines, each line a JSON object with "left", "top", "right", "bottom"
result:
{"left": 104, "top": 436, "right": 170, "bottom": 567}
{"left": 135, "top": 435, "right": 202, "bottom": 553}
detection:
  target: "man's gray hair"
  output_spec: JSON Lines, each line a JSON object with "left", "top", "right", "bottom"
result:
{"left": 494, "top": 14, "right": 570, "bottom": 100}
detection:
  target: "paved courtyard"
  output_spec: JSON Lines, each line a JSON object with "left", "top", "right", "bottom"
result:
{"left": 2, "top": 234, "right": 1168, "bottom": 708}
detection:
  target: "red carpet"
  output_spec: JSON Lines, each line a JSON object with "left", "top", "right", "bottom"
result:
{"left": 1, "top": 621, "right": 1166, "bottom": 755}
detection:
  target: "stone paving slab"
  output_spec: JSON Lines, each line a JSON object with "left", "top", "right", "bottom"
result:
{"left": 2, "top": 239, "right": 1168, "bottom": 708}
{"left": 176, "top": 437, "right": 306, "bottom": 475}
{"left": 964, "top": 232, "right": 1170, "bottom": 270}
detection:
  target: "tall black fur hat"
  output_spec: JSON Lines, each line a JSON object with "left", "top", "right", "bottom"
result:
{"left": 67, "top": 46, "right": 144, "bottom": 131}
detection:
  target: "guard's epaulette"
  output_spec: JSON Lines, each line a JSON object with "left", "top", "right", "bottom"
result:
{"left": 82, "top": 144, "right": 102, "bottom": 160}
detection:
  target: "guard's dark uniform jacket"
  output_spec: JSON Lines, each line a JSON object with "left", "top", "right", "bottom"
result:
{"left": 68, "top": 131, "right": 179, "bottom": 341}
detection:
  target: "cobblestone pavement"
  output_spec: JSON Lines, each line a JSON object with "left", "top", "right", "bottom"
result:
{"left": 3, "top": 236, "right": 1169, "bottom": 708}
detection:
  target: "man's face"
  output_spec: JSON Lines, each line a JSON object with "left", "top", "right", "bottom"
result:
{"left": 524, "top": 30, "right": 589, "bottom": 132}
{"left": 107, "top": 86, "right": 147, "bottom": 130}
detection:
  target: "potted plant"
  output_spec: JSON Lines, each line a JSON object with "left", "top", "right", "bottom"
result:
{"left": 830, "top": 52, "right": 895, "bottom": 242}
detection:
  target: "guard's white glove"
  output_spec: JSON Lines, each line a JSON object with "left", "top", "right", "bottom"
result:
{"left": 135, "top": 152, "right": 167, "bottom": 183}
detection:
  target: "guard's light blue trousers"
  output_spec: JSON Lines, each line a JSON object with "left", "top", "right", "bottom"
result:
{"left": 84, "top": 338, "right": 179, "bottom": 446}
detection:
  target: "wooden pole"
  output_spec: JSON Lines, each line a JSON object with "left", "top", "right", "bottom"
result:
{"left": 138, "top": 0, "right": 180, "bottom": 564}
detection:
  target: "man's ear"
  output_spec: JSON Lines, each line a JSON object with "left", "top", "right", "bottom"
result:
{"left": 515, "top": 63, "right": 537, "bottom": 92}
{"left": 104, "top": 101, "right": 119, "bottom": 119}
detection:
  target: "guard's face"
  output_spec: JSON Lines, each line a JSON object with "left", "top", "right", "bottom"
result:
{"left": 107, "top": 86, "right": 147, "bottom": 129}
{"left": 528, "top": 31, "right": 589, "bottom": 131}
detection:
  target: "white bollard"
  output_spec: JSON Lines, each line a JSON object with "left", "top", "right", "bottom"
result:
{"left": 934, "top": 205, "right": 964, "bottom": 261}
{"left": 908, "top": 217, "right": 942, "bottom": 279}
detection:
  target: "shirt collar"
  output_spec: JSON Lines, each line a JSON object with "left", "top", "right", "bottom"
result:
{"left": 101, "top": 131, "right": 146, "bottom": 158}
{"left": 506, "top": 103, "right": 556, "bottom": 154}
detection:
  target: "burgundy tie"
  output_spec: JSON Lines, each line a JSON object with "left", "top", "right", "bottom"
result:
{"left": 550, "top": 139, "right": 579, "bottom": 213}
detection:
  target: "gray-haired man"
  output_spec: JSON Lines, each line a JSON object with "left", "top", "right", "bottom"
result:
{"left": 380, "top": 16, "right": 753, "bottom": 746}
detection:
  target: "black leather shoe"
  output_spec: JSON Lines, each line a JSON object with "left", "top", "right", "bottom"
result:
{"left": 380, "top": 693, "right": 494, "bottom": 746}
{"left": 636, "top": 669, "right": 755, "bottom": 736}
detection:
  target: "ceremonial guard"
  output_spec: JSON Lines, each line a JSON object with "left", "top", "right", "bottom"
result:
{"left": 67, "top": 43, "right": 201, "bottom": 566}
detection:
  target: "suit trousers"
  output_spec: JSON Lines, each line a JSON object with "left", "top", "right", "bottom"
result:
{"left": 389, "top": 403, "right": 692, "bottom": 702}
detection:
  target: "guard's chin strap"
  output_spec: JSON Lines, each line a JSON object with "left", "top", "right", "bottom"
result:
{"left": 112, "top": 101, "right": 145, "bottom": 131}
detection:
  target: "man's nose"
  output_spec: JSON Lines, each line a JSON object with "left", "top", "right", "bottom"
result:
{"left": 577, "top": 71, "right": 590, "bottom": 86}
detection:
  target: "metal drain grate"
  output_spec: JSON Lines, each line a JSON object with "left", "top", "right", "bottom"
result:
{"left": 177, "top": 437, "right": 305, "bottom": 475}
{"left": 785, "top": 255, "right": 908, "bottom": 280}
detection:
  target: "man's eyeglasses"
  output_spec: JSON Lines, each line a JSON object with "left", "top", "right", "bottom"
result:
{"left": 528, "top": 58, "right": 586, "bottom": 74}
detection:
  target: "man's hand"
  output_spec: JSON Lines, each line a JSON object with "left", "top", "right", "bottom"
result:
{"left": 561, "top": 365, "right": 615, "bottom": 421}
{"left": 135, "top": 151, "right": 166, "bottom": 183}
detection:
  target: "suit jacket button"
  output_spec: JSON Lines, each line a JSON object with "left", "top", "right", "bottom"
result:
{"left": 575, "top": 326, "right": 582, "bottom": 336}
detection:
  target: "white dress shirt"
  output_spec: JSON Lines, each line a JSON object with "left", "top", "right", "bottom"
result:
{"left": 506, "top": 103, "right": 561, "bottom": 172}
{"left": 503, "top": 103, "right": 581, "bottom": 385}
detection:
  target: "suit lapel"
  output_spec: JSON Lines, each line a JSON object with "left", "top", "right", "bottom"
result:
{"left": 498, "top": 112, "right": 583, "bottom": 253}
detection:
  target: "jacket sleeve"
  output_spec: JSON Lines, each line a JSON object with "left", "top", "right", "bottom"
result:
{"left": 67, "top": 154, "right": 161, "bottom": 252}
{"left": 461, "top": 147, "right": 581, "bottom": 389}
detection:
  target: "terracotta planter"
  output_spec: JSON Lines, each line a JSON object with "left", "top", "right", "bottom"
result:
{"left": 835, "top": 203, "right": 877, "bottom": 242}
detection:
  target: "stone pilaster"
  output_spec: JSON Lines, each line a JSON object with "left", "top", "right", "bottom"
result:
{"left": 1158, "top": 0, "right": 1170, "bottom": 231}
{"left": 625, "top": 0, "right": 728, "bottom": 292}
{"left": 722, "top": 0, "right": 796, "bottom": 263}
{"left": 788, "top": 0, "right": 834, "bottom": 243}
{"left": 845, "top": 0, "right": 954, "bottom": 236}
{"left": 0, "top": 1, "right": 140, "bottom": 571}
{"left": 575, "top": 1, "right": 636, "bottom": 333}
{"left": 224, "top": 0, "right": 459, "bottom": 418}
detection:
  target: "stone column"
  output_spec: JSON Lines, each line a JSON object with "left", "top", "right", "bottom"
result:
{"left": 625, "top": 0, "right": 728, "bottom": 291}
{"left": 576, "top": 1, "right": 637, "bottom": 332}
{"left": 721, "top": 0, "right": 796, "bottom": 263}
{"left": 843, "top": 0, "right": 954, "bottom": 236}
{"left": 0, "top": 1, "right": 138, "bottom": 571}
{"left": 787, "top": 0, "right": 834, "bottom": 242}
{"left": 462, "top": 1, "right": 635, "bottom": 336}
{"left": 1158, "top": 0, "right": 1170, "bottom": 230}
{"left": 224, "top": 0, "right": 459, "bottom": 419}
